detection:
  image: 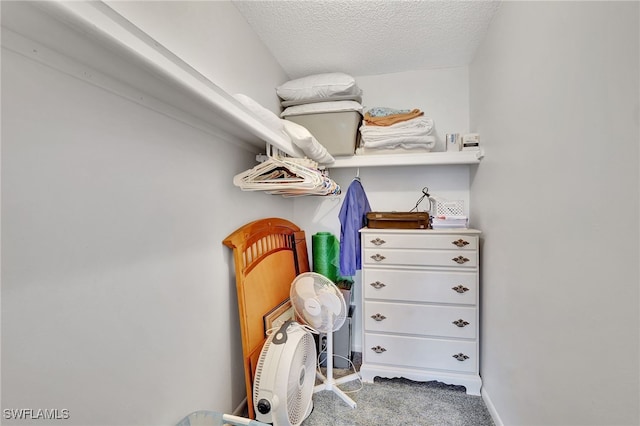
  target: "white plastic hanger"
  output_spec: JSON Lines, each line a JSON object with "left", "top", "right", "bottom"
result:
{"left": 233, "top": 145, "right": 340, "bottom": 197}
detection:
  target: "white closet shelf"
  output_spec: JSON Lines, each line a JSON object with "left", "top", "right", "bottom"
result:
{"left": 328, "top": 150, "right": 484, "bottom": 168}
{"left": 3, "top": 1, "right": 304, "bottom": 158}
{"left": 4, "top": 1, "right": 485, "bottom": 170}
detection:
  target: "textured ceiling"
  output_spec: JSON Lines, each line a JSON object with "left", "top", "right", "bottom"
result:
{"left": 232, "top": 0, "right": 502, "bottom": 79}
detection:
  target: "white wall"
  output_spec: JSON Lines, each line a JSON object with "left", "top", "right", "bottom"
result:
{"left": 293, "top": 67, "right": 472, "bottom": 351}
{"left": 469, "top": 2, "right": 639, "bottom": 425}
{"left": 357, "top": 67, "right": 470, "bottom": 152}
{"left": 106, "top": 0, "right": 287, "bottom": 112}
{"left": 1, "top": 2, "right": 292, "bottom": 425}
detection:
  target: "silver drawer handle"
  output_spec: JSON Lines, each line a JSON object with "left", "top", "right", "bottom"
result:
{"left": 452, "top": 319, "right": 469, "bottom": 328}
{"left": 452, "top": 353, "right": 469, "bottom": 361}
{"left": 371, "top": 313, "right": 387, "bottom": 322}
{"left": 452, "top": 239, "right": 470, "bottom": 248}
{"left": 452, "top": 256, "right": 470, "bottom": 264}
{"left": 370, "top": 281, "right": 386, "bottom": 289}
{"left": 370, "top": 238, "right": 386, "bottom": 246}
{"left": 452, "top": 285, "right": 469, "bottom": 293}
{"left": 371, "top": 345, "right": 387, "bottom": 354}
{"left": 371, "top": 254, "right": 386, "bottom": 262}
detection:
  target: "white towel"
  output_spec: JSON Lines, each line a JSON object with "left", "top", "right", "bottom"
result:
{"left": 359, "top": 116, "right": 435, "bottom": 150}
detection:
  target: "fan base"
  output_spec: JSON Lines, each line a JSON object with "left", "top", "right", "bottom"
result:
{"left": 313, "top": 371, "right": 359, "bottom": 408}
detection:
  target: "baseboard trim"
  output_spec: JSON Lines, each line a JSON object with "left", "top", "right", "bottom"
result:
{"left": 481, "top": 387, "right": 503, "bottom": 426}
{"left": 232, "top": 398, "right": 247, "bottom": 417}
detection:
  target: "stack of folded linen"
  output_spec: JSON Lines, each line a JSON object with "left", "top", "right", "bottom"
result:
{"left": 276, "top": 73, "right": 364, "bottom": 157}
{"left": 431, "top": 215, "right": 469, "bottom": 229}
{"left": 356, "top": 107, "right": 436, "bottom": 155}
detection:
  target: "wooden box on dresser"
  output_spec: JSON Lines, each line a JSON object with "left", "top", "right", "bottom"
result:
{"left": 359, "top": 227, "right": 482, "bottom": 395}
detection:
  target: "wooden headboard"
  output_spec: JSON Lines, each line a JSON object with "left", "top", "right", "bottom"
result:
{"left": 223, "top": 218, "right": 310, "bottom": 418}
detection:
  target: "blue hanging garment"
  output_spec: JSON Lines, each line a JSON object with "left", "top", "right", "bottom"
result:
{"left": 338, "top": 178, "right": 371, "bottom": 277}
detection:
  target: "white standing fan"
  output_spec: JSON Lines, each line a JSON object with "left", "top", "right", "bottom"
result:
{"left": 290, "top": 272, "right": 359, "bottom": 408}
{"left": 253, "top": 320, "right": 316, "bottom": 426}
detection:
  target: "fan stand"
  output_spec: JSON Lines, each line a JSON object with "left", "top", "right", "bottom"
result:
{"left": 313, "top": 317, "right": 359, "bottom": 408}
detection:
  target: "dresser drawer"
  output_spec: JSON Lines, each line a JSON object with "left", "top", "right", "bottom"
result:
{"left": 364, "top": 233, "right": 478, "bottom": 250}
{"left": 364, "top": 302, "right": 477, "bottom": 338}
{"left": 364, "top": 248, "right": 478, "bottom": 268}
{"left": 363, "top": 269, "right": 477, "bottom": 305}
{"left": 364, "top": 333, "right": 477, "bottom": 373}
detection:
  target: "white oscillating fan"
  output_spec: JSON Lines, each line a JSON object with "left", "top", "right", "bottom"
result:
{"left": 253, "top": 320, "right": 316, "bottom": 426}
{"left": 290, "top": 272, "right": 359, "bottom": 408}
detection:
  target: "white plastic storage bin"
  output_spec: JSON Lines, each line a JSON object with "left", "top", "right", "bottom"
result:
{"left": 286, "top": 111, "right": 361, "bottom": 156}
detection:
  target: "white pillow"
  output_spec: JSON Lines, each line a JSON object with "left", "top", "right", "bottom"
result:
{"left": 233, "top": 94, "right": 285, "bottom": 135}
{"left": 276, "top": 73, "right": 360, "bottom": 102}
{"left": 281, "top": 93, "right": 362, "bottom": 108}
{"left": 282, "top": 120, "right": 335, "bottom": 164}
{"left": 281, "top": 101, "right": 364, "bottom": 118}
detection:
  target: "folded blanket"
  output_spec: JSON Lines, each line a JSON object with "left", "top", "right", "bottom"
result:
{"left": 355, "top": 144, "right": 434, "bottom": 155}
{"left": 359, "top": 116, "right": 435, "bottom": 150}
{"left": 366, "top": 107, "right": 413, "bottom": 117}
{"left": 359, "top": 135, "right": 436, "bottom": 150}
{"left": 360, "top": 117, "right": 434, "bottom": 139}
{"left": 282, "top": 120, "right": 335, "bottom": 164}
{"left": 361, "top": 128, "right": 432, "bottom": 144}
{"left": 364, "top": 108, "right": 423, "bottom": 126}
{"left": 234, "top": 93, "right": 291, "bottom": 140}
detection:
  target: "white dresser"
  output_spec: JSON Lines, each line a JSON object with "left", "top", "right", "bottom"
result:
{"left": 359, "top": 227, "right": 482, "bottom": 395}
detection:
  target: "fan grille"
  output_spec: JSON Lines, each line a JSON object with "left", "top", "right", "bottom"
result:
{"left": 287, "top": 331, "right": 316, "bottom": 425}
{"left": 253, "top": 331, "right": 274, "bottom": 406}
{"left": 253, "top": 322, "right": 316, "bottom": 426}
{"left": 290, "top": 272, "right": 347, "bottom": 333}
